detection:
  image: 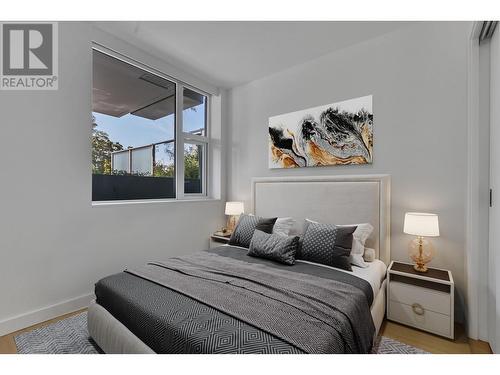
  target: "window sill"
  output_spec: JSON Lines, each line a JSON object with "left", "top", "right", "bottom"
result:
{"left": 92, "top": 197, "right": 220, "bottom": 207}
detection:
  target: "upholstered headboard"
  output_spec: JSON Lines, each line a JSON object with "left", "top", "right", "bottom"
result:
{"left": 251, "top": 175, "right": 391, "bottom": 265}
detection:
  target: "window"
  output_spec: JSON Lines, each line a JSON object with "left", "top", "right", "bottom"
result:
{"left": 91, "top": 48, "right": 209, "bottom": 201}
{"left": 181, "top": 87, "right": 208, "bottom": 195}
{"left": 184, "top": 142, "right": 204, "bottom": 194}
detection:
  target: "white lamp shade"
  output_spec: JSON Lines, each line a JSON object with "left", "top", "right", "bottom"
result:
{"left": 403, "top": 212, "right": 440, "bottom": 237}
{"left": 225, "top": 201, "right": 244, "bottom": 216}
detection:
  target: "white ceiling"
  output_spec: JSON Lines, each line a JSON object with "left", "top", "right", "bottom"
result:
{"left": 95, "top": 21, "right": 412, "bottom": 88}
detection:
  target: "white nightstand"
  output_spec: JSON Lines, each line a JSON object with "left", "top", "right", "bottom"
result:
{"left": 209, "top": 233, "right": 231, "bottom": 249}
{"left": 387, "top": 261, "right": 454, "bottom": 339}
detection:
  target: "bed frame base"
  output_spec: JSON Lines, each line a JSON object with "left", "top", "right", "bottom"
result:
{"left": 87, "top": 302, "right": 154, "bottom": 354}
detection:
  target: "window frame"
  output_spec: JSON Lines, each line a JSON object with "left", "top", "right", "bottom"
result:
{"left": 91, "top": 44, "right": 211, "bottom": 202}
{"left": 182, "top": 139, "right": 208, "bottom": 197}
{"left": 178, "top": 85, "right": 210, "bottom": 199}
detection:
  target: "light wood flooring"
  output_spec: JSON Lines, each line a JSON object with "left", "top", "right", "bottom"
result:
{"left": 0, "top": 312, "right": 492, "bottom": 354}
{"left": 380, "top": 320, "right": 492, "bottom": 354}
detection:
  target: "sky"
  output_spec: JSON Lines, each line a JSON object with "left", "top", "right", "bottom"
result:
{"left": 93, "top": 102, "right": 205, "bottom": 149}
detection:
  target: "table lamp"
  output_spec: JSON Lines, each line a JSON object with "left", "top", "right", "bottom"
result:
{"left": 225, "top": 201, "right": 244, "bottom": 233}
{"left": 403, "top": 212, "right": 440, "bottom": 273}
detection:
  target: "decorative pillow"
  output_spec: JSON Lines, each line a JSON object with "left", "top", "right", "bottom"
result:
{"left": 229, "top": 214, "right": 277, "bottom": 248}
{"left": 272, "top": 217, "right": 295, "bottom": 236}
{"left": 363, "top": 247, "right": 376, "bottom": 263}
{"left": 299, "top": 222, "right": 357, "bottom": 271}
{"left": 341, "top": 223, "right": 374, "bottom": 268}
{"left": 255, "top": 217, "right": 278, "bottom": 233}
{"left": 306, "top": 219, "right": 373, "bottom": 268}
{"left": 248, "top": 230, "right": 299, "bottom": 265}
{"left": 290, "top": 218, "right": 308, "bottom": 236}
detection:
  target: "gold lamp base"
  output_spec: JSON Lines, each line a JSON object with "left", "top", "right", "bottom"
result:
{"left": 226, "top": 215, "right": 238, "bottom": 232}
{"left": 409, "top": 236, "right": 434, "bottom": 273}
{"left": 413, "top": 262, "right": 428, "bottom": 273}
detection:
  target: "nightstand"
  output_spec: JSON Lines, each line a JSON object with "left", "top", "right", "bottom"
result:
{"left": 387, "top": 261, "right": 454, "bottom": 339}
{"left": 209, "top": 233, "right": 231, "bottom": 249}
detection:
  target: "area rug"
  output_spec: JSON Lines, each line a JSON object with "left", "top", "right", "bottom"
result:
{"left": 15, "top": 312, "right": 101, "bottom": 354}
{"left": 371, "top": 336, "right": 428, "bottom": 354}
{"left": 15, "top": 312, "right": 428, "bottom": 354}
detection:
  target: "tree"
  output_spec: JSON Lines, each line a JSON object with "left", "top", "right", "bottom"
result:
{"left": 152, "top": 145, "right": 201, "bottom": 179}
{"left": 153, "top": 146, "right": 201, "bottom": 180}
{"left": 92, "top": 116, "right": 124, "bottom": 174}
{"left": 184, "top": 145, "right": 201, "bottom": 179}
{"left": 153, "top": 162, "right": 174, "bottom": 177}
{"left": 153, "top": 142, "right": 175, "bottom": 177}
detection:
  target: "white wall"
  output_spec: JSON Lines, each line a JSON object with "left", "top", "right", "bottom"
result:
{"left": 227, "top": 22, "right": 471, "bottom": 321}
{"left": 0, "top": 22, "right": 225, "bottom": 335}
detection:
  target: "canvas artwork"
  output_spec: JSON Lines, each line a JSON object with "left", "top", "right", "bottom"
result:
{"left": 268, "top": 95, "right": 373, "bottom": 168}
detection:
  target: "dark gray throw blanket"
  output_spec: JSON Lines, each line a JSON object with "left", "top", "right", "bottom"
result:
{"left": 126, "top": 251, "right": 374, "bottom": 353}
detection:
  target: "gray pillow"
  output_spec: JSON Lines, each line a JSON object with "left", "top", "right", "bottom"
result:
{"left": 299, "top": 222, "right": 357, "bottom": 271}
{"left": 229, "top": 214, "right": 277, "bottom": 248}
{"left": 248, "top": 230, "right": 299, "bottom": 265}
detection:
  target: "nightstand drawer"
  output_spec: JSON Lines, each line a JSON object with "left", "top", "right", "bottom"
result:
{"left": 388, "top": 300, "right": 452, "bottom": 338}
{"left": 389, "top": 281, "right": 451, "bottom": 316}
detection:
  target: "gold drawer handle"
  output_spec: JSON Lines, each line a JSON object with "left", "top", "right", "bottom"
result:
{"left": 412, "top": 303, "right": 425, "bottom": 316}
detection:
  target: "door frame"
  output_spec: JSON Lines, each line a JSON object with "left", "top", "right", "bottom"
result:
{"left": 465, "top": 21, "right": 488, "bottom": 341}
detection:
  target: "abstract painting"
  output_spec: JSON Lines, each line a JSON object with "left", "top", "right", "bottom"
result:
{"left": 268, "top": 95, "right": 373, "bottom": 168}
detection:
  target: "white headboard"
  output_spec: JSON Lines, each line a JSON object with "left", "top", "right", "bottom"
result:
{"left": 251, "top": 175, "right": 391, "bottom": 265}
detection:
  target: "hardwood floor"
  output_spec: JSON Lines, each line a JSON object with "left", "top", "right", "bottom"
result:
{"left": 0, "top": 313, "right": 492, "bottom": 354}
{"left": 380, "top": 320, "right": 492, "bottom": 354}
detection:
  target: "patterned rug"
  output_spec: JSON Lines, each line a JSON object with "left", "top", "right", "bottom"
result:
{"left": 15, "top": 313, "right": 101, "bottom": 354}
{"left": 371, "top": 336, "right": 428, "bottom": 354}
{"left": 15, "top": 312, "right": 428, "bottom": 354}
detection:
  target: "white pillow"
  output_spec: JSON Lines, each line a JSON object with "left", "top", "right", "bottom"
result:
{"left": 363, "top": 247, "right": 376, "bottom": 263}
{"left": 273, "top": 217, "right": 295, "bottom": 236}
{"left": 306, "top": 219, "right": 373, "bottom": 268}
{"left": 249, "top": 214, "right": 295, "bottom": 236}
{"left": 289, "top": 218, "right": 307, "bottom": 236}
{"left": 342, "top": 223, "right": 374, "bottom": 268}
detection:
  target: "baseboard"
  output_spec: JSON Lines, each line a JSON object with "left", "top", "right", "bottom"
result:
{"left": 0, "top": 293, "right": 94, "bottom": 337}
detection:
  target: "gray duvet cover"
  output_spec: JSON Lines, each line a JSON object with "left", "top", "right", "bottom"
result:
{"left": 94, "top": 246, "right": 374, "bottom": 354}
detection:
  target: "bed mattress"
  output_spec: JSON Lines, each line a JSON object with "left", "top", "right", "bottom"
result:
{"left": 94, "top": 246, "right": 380, "bottom": 354}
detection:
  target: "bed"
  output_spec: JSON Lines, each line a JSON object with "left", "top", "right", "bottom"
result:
{"left": 88, "top": 175, "right": 391, "bottom": 354}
